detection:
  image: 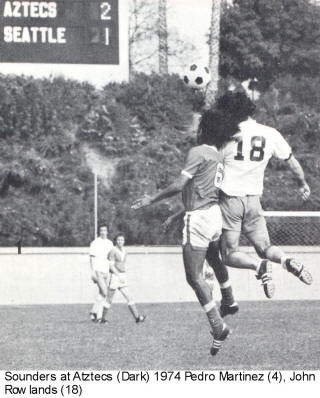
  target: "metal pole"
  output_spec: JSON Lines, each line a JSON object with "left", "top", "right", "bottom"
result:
{"left": 94, "top": 172, "right": 98, "bottom": 239}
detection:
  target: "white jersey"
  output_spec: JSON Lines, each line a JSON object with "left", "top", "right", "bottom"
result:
{"left": 89, "top": 237, "right": 113, "bottom": 273}
{"left": 221, "top": 119, "right": 291, "bottom": 196}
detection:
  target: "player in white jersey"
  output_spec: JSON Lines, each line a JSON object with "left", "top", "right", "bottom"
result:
{"left": 89, "top": 223, "right": 114, "bottom": 322}
{"left": 214, "top": 91, "right": 312, "bottom": 297}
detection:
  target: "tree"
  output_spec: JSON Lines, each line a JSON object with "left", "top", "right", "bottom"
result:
{"left": 219, "top": 0, "right": 320, "bottom": 90}
{"left": 158, "top": 0, "right": 168, "bottom": 74}
{"left": 128, "top": 0, "right": 158, "bottom": 78}
{"left": 128, "top": 0, "right": 197, "bottom": 77}
{"left": 206, "top": 0, "right": 222, "bottom": 105}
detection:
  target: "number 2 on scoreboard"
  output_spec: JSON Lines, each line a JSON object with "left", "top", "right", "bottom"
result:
{"left": 101, "top": 2, "right": 111, "bottom": 20}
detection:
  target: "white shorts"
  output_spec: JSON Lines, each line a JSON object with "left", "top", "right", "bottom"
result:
{"left": 92, "top": 257, "right": 110, "bottom": 273}
{"left": 109, "top": 272, "right": 128, "bottom": 290}
{"left": 182, "top": 204, "right": 222, "bottom": 249}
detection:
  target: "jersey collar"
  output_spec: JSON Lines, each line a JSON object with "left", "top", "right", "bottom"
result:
{"left": 239, "top": 117, "right": 256, "bottom": 130}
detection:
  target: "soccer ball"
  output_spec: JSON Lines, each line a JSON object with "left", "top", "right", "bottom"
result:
{"left": 183, "top": 64, "right": 211, "bottom": 89}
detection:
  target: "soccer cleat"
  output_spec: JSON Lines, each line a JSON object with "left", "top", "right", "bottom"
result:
{"left": 285, "top": 259, "right": 313, "bottom": 285}
{"left": 97, "top": 318, "right": 108, "bottom": 324}
{"left": 256, "top": 260, "right": 275, "bottom": 299}
{"left": 136, "top": 315, "right": 146, "bottom": 323}
{"left": 220, "top": 301, "right": 239, "bottom": 318}
{"left": 210, "top": 323, "right": 231, "bottom": 356}
{"left": 90, "top": 312, "right": 97, "bottom": 322}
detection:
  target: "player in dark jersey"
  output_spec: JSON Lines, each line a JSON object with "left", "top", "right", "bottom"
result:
{"left": 132, "top": 110, "right": 238, "bottom": 356}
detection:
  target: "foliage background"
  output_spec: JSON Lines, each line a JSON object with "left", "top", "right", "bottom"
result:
{"left": 0, "top": 0, "right": 319, "bottom": 246}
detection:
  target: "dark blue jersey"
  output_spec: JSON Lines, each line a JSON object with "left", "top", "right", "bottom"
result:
{"left": 181, "top": 145, "right": 223, "bottom": 211}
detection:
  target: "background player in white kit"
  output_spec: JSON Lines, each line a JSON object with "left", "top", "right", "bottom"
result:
{"left": 213, "top": 92, "right": 312, "bottom": 297}
{"left": 99, "top": 233, "right": 146, "bottom": 324}
{"left": 89, "top": 223, "right": 114, "bottom": 322}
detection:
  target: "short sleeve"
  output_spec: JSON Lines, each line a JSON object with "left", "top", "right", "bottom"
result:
{"left": 89, "top": 241, "right": 97, "bottom": 256}
{"left": 181, "top": 147, "right": 203, "bottom": 179}
{"left": 272, "top": 130, "right": 292, "bottom": 160}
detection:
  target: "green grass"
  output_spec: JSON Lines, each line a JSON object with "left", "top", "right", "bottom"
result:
{"left": 0, "top": 301, "right": 319, "bottom": 370}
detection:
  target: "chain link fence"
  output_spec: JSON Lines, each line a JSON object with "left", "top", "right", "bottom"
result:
{"left": 240, "top": 212, "right": 320, "bottom": 246}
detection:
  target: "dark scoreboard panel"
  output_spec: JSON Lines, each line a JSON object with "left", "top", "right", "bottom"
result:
{"left": 0, "top": 0, "right": 119, "bottom": 64}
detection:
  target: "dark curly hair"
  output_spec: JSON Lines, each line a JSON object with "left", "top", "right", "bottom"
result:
{"left": 197, "top": 109, "right": 240, "bottom": 149}
{"left": 216, "top": 91, "right": 256, "bottom": 124}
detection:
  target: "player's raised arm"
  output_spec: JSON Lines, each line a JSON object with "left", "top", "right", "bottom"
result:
{"left": 271, "top": 129, "right": 310, "bottom": 201}
{"left": 286, "top": 155, "right": 311, "bottom": 201}
{"left": 131, "top": 173, "right": 190, "bottom": 209}
{"left": 132, "top": 146, "right": 204, "bottom": 210}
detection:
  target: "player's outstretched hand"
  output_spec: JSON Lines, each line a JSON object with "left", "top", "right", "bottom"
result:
{"left": 131, "top": 195, "right": 152, "bottom": 209}
{"left": 299, "top": 183, "right": 311, "bottom": 201}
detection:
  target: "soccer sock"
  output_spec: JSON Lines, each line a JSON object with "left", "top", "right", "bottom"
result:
{"left": 281, "top": 256, "right": 290, "bottom": 270}
{"left": 128, "top": 302, "right": 139, "bottom": 320}
{"left": 255, "top": 259, "right": 266, "bottom": 276}
{"left": 91, "top": 294, "right": 104, "bottom": 314}
{"left": 220, "top": 282, "right": 235, "bottom": 305}
{"left": 203, "top": 300, "right": 223, "bottom": 337}
{"left": 98, "top": 301, "right": 111, "bottom": 320}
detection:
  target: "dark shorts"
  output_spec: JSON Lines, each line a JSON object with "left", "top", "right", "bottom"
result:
{"left": 219, "top": 194, "right": 268, "bottom": 236}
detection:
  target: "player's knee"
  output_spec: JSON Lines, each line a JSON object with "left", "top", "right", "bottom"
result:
{"left": 264, "top": 245, "right": 279, "bottom": 259}
{"left": 185, "top": 270, "right": 196, "bottom": 288}
{"left": 254, "top": 239, "right": 270, "bottom": 258}
{"left": 221, "top": 238, "right": 239, "bottom": 263}
{"left": 221, "top": 246, "right": 237, "bottom": 265}
{"left": 186, "top": 272, "right": 205, "bottom": 292}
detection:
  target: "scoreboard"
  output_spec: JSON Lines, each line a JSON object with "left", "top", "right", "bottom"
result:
{"left": 0, "top": 0, "right": 119, "bottom": 64}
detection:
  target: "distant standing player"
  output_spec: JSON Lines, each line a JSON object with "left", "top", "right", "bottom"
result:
{"left": 132, "top": 111, "right": 238, "bottom": 355}
{"left": 89, "top": 223, "right": 114, "bottom": 322}
{"left": 214, "top": 92, "right": 312, "bottom": 296}
{"left": 99, "top": 233, "right": 146, "bottom": 324}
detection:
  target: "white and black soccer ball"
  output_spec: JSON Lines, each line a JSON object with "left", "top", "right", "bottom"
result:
{"left": 183, "top": 64, "right": 211, "bottom": 90}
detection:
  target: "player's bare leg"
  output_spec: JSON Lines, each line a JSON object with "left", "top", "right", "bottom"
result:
{"left": 205, "top": 241, "right": 239, "bottom": 317}
{"left": 97, "top": 272, "right": 108, "bottom": 322}
{"left": 183, "top": 243, "right": 230, "bottom": 354}
{"left": 97, "top": 288, "right": 114, "bottom": 323}
{"left": 221, "top": 230, "right": 275, "bottom": 298}
{"left": 246, "top": 230, "right": 313, "bottom": 285}
{"left": 221, "top": 230, "right": 258, "bottom": 270}
{"left": 119, "top": 287, "right": 146, "bottom": 323}
{"left": 94, "top": 272, "right": 109, "bottom": 321}
{"left": 90, "top": 294, "right": 103, "bottom": 322}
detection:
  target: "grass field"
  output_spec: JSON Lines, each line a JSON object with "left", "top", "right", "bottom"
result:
{"left": 1, "top": 301, "right": 319, "bottom": 370}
